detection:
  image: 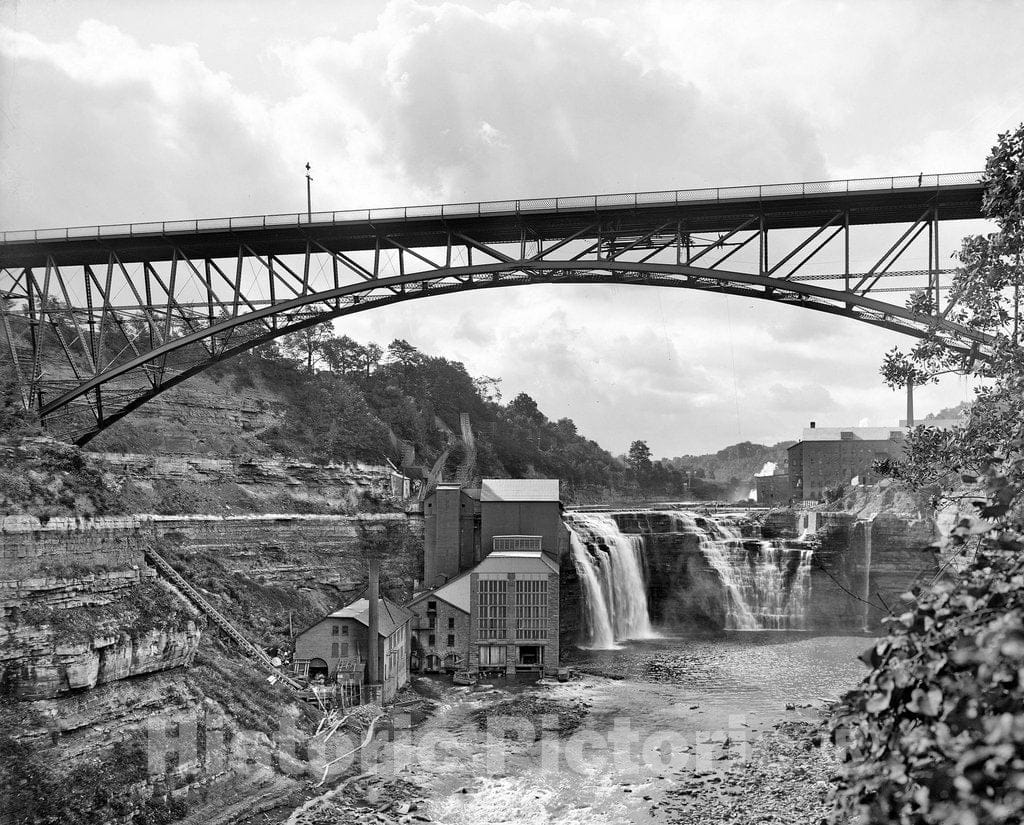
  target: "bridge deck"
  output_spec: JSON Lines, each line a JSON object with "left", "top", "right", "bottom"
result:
{"left": 0, "top": 173, "right": 984, "bottom": 268}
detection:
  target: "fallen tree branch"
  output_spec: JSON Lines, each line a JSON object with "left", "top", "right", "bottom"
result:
{"left": 284, "top": 771, "right": 375, "bottom": 825}
{"left": 315, "top": 713, "right": 385, "bottom": 788}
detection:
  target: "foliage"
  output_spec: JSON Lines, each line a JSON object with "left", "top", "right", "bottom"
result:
{"left": 241, "top": 329, "right": 629, "bottom": 500}
{"left": 626, "top": 440, "right": 653, "bottom": 474}
{"left": 15, "top": 578, "right": 197, "bottom": 644}
{"left": 830, "top": 514, "right": 1024, "bottom": 824}
{"left": 0, "top": 364, "right": 40, "bottom": 436}
{"left": 0, "top": 731, "right": 185, "bottom": 825}
{"left": 834, "top": 124, "right": 1024, "bottom": 824}
{"left": 280, "top": 321, "right": 332, "bottom": 373}
{"left": 880, "top": 125, "right": 1024, "bottom": 390}
{"left": 0, "top": 438, "right": 122, "bottom": 517}
{"left": 259, "top": 371, "right": 393, "bottom": 464}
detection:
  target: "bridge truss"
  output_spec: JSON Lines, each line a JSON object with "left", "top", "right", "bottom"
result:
{"left": 0, "top": 172, "right": 992, "bottom": 444}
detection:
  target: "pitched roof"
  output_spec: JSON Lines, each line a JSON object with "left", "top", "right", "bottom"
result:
{"left": 325, "top": 593, "right": 414, "bottom": 638}
{"left": 480, "top": 478, "right": 560, "bottom": 502}
{"left": 408, "top": 568, "right": 473, "bottom": 613}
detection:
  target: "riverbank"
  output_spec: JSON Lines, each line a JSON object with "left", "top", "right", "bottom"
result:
{"left": 260, "top": 634, "right": 863, "bottom": 825}
{"left": 660, "top": 718, "right": 839, "bottom": 824}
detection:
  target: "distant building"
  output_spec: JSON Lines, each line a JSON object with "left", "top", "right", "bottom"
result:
{"left": 408, "top": 542, "right": 560, "bottom": 677}
{"left": 788, "top": 422, "right": 907, "bottom": 501}
{"left": 423, "top": 478, "right": 564, "bottom": 587}
{"left": 755, "top": 473, "right": 793, "bottom": 507}
{"left": 293, "top": 593, "right": 413, "bottom": 703}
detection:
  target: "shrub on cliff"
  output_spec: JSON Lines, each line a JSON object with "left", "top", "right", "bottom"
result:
{"left": 831, "top": 517, "right": 1024, "bottom": 822}
{"left": 0, "top": 439, "right": 123, "bottom": 517}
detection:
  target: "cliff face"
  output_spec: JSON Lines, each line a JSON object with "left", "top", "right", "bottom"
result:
{"left": 96, "top": 451, "right": 406, "bottom": 515}
{"left": 86, "top": 370, "right": 288, "bottom": 457}
{"left": 1, "top": 514, "right": 201, "bottom": 700}
{"left": 0, "top": 435, "right": 408, "bottom": 520}
{"left": 2, "top": 499, "right": 423, "bottom": 823}
{"left": 1, "top": 510, "right": 423, "bottom": 698}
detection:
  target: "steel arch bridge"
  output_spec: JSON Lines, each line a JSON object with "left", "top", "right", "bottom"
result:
{"left": 0, "top": 171, "right": 992, "bottom": 445}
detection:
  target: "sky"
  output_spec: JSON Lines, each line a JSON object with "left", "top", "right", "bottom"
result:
{"left": 2, "top": 0, "right": 1024, "bottom": 458}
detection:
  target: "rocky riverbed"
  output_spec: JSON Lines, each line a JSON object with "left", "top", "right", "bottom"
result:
{"left": 265, "top": 634, "right": 865, "bottom": 825}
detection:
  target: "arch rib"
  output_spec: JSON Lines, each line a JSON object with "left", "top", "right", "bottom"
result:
{"left": 32, "top": 260, "right": 993, "bottom": 444}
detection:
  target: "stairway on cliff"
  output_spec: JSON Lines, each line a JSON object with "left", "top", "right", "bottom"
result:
{"left": 142, "top": 544, "right": 303, "bottom": 690}
{"left": 453, "top": 412, "right": 477, "bottom": 487}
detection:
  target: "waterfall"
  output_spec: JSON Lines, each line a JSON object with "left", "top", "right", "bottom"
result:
{"left": 565, "top": 512, "right": 655, "bottom": 648}
{"left": 662, "top": 510, "right": 814, "bottom": 630}
{"left": 861, "top": 516, "right": 874, "bottom": 632}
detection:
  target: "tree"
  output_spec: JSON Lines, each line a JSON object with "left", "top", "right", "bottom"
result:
{"left": 386, "top": 339, "right": 424, "bottom": 368}
{"left": 832, "top": 124, "right": 1024, "bottom": 825}
{"left": 880, "top": 127, "right": 1024, "bottom": 390}
{"left": 507, "top": 392, "right": 545, "bottom": 425}
{"left": 473, "top": 375, "right": 503, "bottom": 404}
{"left": 321, "top": 335, "right": 364, "bottom": 376}
{"left": 280, "top": 321, "right": 332, "bottom": 373}
{"left": 626, "top": 440, "right": 653, "bottom": 473}
{"left": 360, "top": 343, "right": 383, "bottom": 377}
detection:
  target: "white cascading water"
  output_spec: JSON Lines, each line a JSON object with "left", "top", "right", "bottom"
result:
{"left": 566, "top": 512, "right": 655, "bottom": 648}
{"left": 665, "top": 510, "right": 814, "bottom": 630}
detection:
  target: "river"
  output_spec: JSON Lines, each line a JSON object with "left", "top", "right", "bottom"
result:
{"left": 371, "top": 632, "right": 866, "bottom": 825}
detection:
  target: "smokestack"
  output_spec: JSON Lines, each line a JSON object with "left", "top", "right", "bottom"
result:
{"left": 810, "top": 421, "right": 816, "bottom": 429}
{"left": 367, "top": 559, "right": 380, "bottom": 685}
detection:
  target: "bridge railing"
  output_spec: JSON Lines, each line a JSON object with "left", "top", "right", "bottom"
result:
{"left": 0, "top": 171, "right": 984, "bottom": 245}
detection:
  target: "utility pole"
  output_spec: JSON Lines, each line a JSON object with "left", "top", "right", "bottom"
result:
{"left": 305, "top": 162, "right": 312, "bottom": 222}
{"left": 367, "top": 559, "right": 380, "bottom": 687}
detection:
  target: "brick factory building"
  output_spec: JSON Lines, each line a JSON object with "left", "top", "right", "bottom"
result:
{"left": 422, "top": 478, "right": 565, "bottom": 587}
{"left": 754, "top": 472, "right": 794, "bottom": 507}
{"left": 293, "top": 593, "right": 413, "bottom": 703}
{"left": 412, "top": 478, "right": 564, "bottom": 677}
{"left": 788, "top": 423, "right": 908, "bottom": 501}
{"left": 408, "top": 542, "right": 560, "bottom": 677}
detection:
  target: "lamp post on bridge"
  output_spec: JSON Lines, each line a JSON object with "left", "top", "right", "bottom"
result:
{"left": 305, "top": 162, "right": 312, "bottom": 222}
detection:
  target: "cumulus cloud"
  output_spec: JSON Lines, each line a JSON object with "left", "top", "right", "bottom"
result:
{"left": 0, "top": 21, "right": 290, "bottom": 227}
{"left": 266, "top": 0, "right": 828, "bottom": 205}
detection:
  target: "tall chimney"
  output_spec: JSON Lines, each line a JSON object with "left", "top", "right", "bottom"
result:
{"left": 367, "top": 559, "right": 380, "bottom": 685}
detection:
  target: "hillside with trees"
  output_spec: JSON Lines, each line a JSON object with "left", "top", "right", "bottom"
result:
{"left": 80, "top": 332, "right": 630, "bottom": 504}
{"left": 667, "top": 440, "right": 793, "bottom": 487}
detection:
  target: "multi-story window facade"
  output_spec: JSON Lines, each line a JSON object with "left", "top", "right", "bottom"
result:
{"left": 477, "top": 577, "right": 507, "bottom": 640}
{"left": 514, "top": 576, "right": 547, "bottom": 640}
{"left": 469, "top": 546, "right": 559, "bottom": 675}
